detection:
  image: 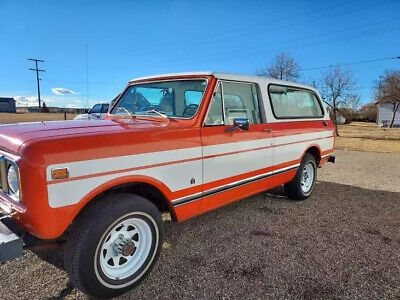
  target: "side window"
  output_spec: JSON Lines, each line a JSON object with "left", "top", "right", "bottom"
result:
{"left": 269, "top": 85, "right": 323, "bottom": 118}
{"left": 101, "top": 104, "right": 110, "bottom": 113}
{"left": 90, "top": 104, "right": 102, "bottom": 114}
{"left": 222, "top": 82, "right": 261, "bottom": 125}
{"left": 204, "top": 83, "right": 224, "bottom": 125}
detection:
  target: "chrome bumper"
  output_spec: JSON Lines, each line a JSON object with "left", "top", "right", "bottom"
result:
{"left": 0, "top": 191, "right": 25, "bottom": 214}
{"left": 0, "top": 217, "right": 23, "bottom": 263}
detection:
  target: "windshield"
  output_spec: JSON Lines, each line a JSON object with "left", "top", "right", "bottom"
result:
{"left": 111, "top": 79, "right": 208, "bottom": 118}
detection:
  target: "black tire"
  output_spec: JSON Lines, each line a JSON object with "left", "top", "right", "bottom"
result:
{"left": 284, "top": 153, "right": 317, "bottom": 200}
{"left": 64, "top": 193, "right": 164, "bottom": 298}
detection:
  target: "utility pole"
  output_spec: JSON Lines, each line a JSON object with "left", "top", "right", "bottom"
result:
{"left": 28, "top": 58, "right": 45, "bottom": 111}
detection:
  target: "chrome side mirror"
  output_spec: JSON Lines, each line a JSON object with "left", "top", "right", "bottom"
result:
{"left": 224, "top": 118, "right": 250, "bottom": 133}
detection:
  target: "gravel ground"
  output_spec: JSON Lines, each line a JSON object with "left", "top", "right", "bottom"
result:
{"left": 1, "top": 150, "right": 400, "bottom": 299}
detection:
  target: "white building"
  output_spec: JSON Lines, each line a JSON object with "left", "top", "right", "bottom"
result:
{"left": 377, "top": 101, "right": 400, "bottom": 127}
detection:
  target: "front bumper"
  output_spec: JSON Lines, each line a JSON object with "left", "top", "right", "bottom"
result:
{"left": 0, "top": 216, "right": 23, "bottom": 263}
{"left": 0, "top": 191, "right": 26, "bottom": 214}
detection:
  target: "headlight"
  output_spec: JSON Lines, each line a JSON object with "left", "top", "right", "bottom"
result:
{"left": 7, "top": 163, "right": 20, "bottom": 197}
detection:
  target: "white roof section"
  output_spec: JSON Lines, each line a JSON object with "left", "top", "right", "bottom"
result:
{"left": 129, "top": 71, "right": 317, "bottom": 92}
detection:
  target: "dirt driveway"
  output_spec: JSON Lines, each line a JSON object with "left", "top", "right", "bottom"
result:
{"left": 1, "top": 150, "right": 400, "bottom": 299}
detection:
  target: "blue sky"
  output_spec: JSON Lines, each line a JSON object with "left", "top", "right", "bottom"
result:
{"left": 0, "top": 0, "right": 399, "bottom": 108}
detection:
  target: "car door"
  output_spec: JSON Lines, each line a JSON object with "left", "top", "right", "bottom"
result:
{"left": 100, "top": 104, "right": 110, "bottom": 119}
{"left": 90, "top": 104, "right": 102, "bottom": 119}
{"left": 200, "top": 80, "right": 273, "bottom": 213}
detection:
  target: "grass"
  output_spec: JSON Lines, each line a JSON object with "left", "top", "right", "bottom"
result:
{"left": 335, "top": 122, "right": 400, "bottom": 153}
{"left": 0, "top": 113, "right": 77, "bottom": 124}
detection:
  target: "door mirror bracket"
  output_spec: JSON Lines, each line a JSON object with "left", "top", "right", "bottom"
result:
{"left": 224, "top": 118, "right": 250, "bottom": 133}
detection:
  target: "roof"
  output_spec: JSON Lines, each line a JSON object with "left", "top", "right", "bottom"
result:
{"left": 129, "top": 71, "right": 317, "bottom": 92}
{"left": 0, "top": 97, "right": 16, "bottom": 103}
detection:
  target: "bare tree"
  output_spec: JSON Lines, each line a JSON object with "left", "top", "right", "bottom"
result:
{"left": 375, "top": 70, "right": 400, "bottom": 127}
{"left": 319, "top": 65, "right": 357, "bottom": 136}
{"left": 256, "top": 52, "right": 300, "bottom": 81}
{"left": 360, "top": 102, "right": 377, "bottom": 122}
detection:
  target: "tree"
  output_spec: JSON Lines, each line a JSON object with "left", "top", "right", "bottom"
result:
{"left": 375, "top": 70, "right": 400, "bottom": 127}
{"left": 256, "top": 52, "right": 300, "bottom": 81}
{"left": 319, "top": 65, "right": 357, "bottom": 136}
{"left": 360, "top": 103, "right": 377, "bottom": 122}
{"left": 41, "top": 101, "right": 49, "bottom": 113}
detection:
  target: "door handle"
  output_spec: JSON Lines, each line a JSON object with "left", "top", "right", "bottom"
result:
{"left": 262, "top": 128, "right": 273, "bottom": 133}
{"left": 323, "top": 121, "right": 328, "bottom": 126}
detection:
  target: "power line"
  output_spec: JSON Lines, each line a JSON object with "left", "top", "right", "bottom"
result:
{"left": 28, "top": 58, "right": 45, "bottom": 110}
{"left": 117, "top": 0, "right": 369, "bottom": 58}
{"left": 302, "top": 56, "right": 400, "bottom": 71}
{"left": 85, "top": 42, "right": 89, "bottom": 109}
{"left": 151, "top": 21, "right": 399, "bottom": 70}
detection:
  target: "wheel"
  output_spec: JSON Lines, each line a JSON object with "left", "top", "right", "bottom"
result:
{"left": 284, "top": 153, "right": 317, "bottom": 200}
{"left": 64, "top": 193, "right": 164, "bottom": 298}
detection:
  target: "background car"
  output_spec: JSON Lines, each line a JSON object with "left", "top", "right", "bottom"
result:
{"left": 74, "top": 103, "right": 110, "bottom": 120}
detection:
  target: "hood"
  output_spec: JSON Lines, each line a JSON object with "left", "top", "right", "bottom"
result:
{"left": 0, "top": 118, "right": 169, "bottom": 154}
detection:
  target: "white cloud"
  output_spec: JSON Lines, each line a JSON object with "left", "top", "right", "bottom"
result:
{"left": 51, "top": 87, "right": 77, "bottom": 95}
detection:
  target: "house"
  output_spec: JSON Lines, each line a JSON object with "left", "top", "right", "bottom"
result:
{"left": 377, "top": 101, "right": 400, "bottom": 127}
{"left": 0, "top": 97, "right": 16, "bottom": 113}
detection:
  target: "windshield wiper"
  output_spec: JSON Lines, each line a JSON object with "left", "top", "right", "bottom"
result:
{"left": 146, "top": 109, "right": 168, "bottom": 119}
{"left": 115, "top": 107, "right": 135, "bottom": 118}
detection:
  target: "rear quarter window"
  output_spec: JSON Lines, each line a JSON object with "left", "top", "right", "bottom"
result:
{"left": 268, "top": 84, "right": 324, "bottom": 119}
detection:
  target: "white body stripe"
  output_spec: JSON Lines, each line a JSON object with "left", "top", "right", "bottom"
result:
{"left": 46, "top": 146, "right": 202, "bottom": 181}
{"left": 46, "top": 130, "right": 334, "bottom": 208}
{"left": 274, "top": 131, "right": 334, "bottom": 166}
{"left": 48, "top": 160, "right": 201, "bottom": 208}
{"left": 203, "top": 137, "right": 271, "bottom": 156}
{"left": 203, "top": 139, "right": 273, "bottom": 184}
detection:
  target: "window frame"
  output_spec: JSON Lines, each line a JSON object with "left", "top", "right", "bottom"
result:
{"left": 203, "top": 81, "right": 224, "bottom": 127}
{"left": 203, "top": 80, "right": 264, "bottom": 127}
{"left": 267, "top": 83, "right": 325, "bottom": 120}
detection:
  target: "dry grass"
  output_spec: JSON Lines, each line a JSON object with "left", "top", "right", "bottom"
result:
{"left": 0, "top": 113, "right": 77, "bottom": 124}
{"left": 335, "top": 122, "right": 400, "bottom": 153}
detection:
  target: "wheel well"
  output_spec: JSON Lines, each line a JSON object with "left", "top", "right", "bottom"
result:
{"left": 62, "top": 182, "right": 175, "bottom": 240}
{"left": 91, "top": 182, "right": 175, "bottom": 220}
{"left": 305, "top": 146, "right": 321, "bottom": 165}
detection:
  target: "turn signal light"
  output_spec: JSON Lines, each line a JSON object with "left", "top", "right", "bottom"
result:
{"left": 51, "top": 168, "right": 69, "bottom": 180}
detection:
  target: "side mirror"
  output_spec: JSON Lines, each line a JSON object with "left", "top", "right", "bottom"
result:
{"left": 86, "top": 109, "right": 91, "bottom": 114}
{"left": 224, "top": 118, "right": 250, "bottom": 133}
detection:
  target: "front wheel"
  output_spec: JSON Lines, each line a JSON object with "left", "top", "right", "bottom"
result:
{"left": 64, "top": 193, "right": 164, "bottom": 298}
{"left": 284, "top": 153, "right": 317, "bottom": 200}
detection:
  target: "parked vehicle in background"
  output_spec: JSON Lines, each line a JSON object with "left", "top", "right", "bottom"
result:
{"left": 74, "top": 103, "right": 110, "bottom": 120}
{"left": 0, "top": 72, "right": 335, "bottom": 298}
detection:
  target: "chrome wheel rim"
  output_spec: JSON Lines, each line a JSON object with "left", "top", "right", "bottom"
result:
{"left": 300, "top": 162, "right": 315, "bottom": 193}
{"left": 98, "top": 217, "right": 152, "bottom": 280}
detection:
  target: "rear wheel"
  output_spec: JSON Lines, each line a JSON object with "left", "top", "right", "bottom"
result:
{"left": 64, "top": 193, "right": 164, "bottom": 298}
{"left": 284, "top": 153, "right": 317, "bottom": 200}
